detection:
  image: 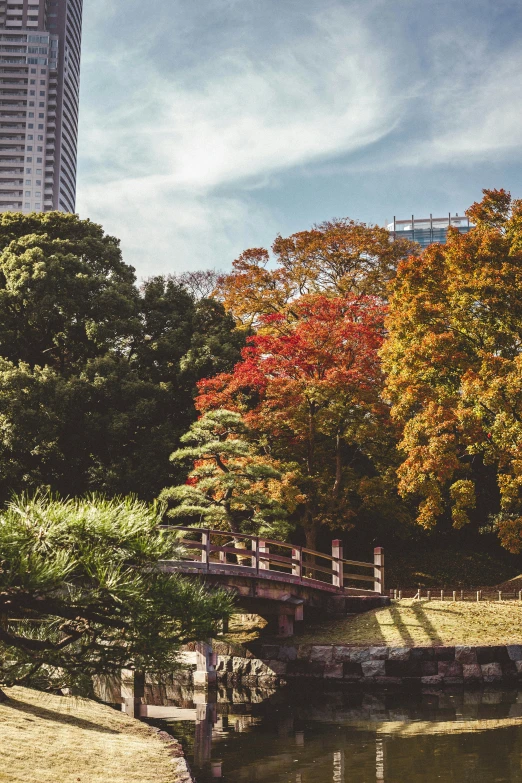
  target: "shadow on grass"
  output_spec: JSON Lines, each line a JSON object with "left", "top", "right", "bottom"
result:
{"left": 387, "top": 604, "right": 417, "bottom": 646}
{"left": 409, "top": 601, "right": 444, "bottom": 645}
{"left": 2, "top": 695, "right": 120, "bottom": 734}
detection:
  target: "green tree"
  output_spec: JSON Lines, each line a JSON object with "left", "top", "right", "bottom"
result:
{"left": 159, "top": 410, "right": 296, "bottom": 539}
{"left": 0, "top": 211, "right": 138, "bottom": 372}
{"left": 0, "top": 494, "right": 232, "bottom": 701}
{"left": 0, "top": 213, "right": 246, "bottom": 502}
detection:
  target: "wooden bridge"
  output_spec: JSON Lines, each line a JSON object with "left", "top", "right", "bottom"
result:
{"left": 159, "top": 527, "right": 386, "bottom": 642}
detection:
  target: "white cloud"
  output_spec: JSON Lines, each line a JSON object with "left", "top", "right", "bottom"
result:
{"left": 357, "top": 29, "right": 522, "bottom": 171}
{"left": 76, "top": 2, "right": 406, "bottom": 272}
{"left": 76, "top": 0, "right": 522, "bottom": 275}
{"left": 79, "top": 177, "right": 278, "bottom": 279}
{"left": 426, "top": 45, "right": 522, "bottom": 160}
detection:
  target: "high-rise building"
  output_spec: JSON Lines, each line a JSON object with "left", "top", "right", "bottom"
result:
{"left": 387, "top": 214, "right": 473, "bottom": 249}
{"left": 0, "top": 0, "right": 82, "bottom": 214}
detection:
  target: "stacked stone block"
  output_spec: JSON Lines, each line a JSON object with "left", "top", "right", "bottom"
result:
{"left": 214, "top": 643, "right": 522, "bottom": 687}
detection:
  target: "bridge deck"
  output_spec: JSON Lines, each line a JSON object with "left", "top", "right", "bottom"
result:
{"left": 160, "top": 559, "right": 379, "bottom": 596}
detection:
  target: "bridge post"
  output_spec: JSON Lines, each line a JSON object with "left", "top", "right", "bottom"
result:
{"left": 194, "top": 640, "right": 217, "bottom": 687}
{"left": 201, "top": 530, "right": 211, "bottom": 571}
{"left": 332, "top": 540, "right": 344, "bottom": 589}
{"left": 258, "top": 540, "right": 269, "bottom": 571}
{"left": 278, "top": 612, "right": 294, "bottom": 637}
{"left": 374, "top": 547, "right": 384, "bottom": 594}
{"left": 121, "top": 669, "right": 145, "bottom": 718}
{"left": 292, "top": 547, "right": 302, "bottom": 579}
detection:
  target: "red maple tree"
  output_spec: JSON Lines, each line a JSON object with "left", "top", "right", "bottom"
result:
{"left": 197, "top": 294, "right": 391, "bottom": 547}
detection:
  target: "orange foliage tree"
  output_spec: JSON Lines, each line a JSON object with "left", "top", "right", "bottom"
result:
{"left": 215, "top": 218, "right": 417, "bottom": 329}
{"left": 382, "top": 189, "right": 522, "bottom": 551}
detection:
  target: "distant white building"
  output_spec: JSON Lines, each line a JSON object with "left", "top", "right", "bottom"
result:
{"left": 387, "top": 214, "right": 473, "bottom": 249}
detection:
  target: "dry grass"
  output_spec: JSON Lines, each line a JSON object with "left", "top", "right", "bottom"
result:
{"left": 294, "top": 599, "right": 522, "bottom": 647}
{"left": 0, "top": 687, "right": 176, "bottom": 783}
{"left": 222, "top": 613, "right": 268, "bottom": 645}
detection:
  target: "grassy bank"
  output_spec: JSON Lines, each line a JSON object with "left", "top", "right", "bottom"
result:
{"left": 293, "top": 600, "right": 522, "bottom": 647}
{"left": 0, "top": 687, "right": 180, "bottom": 783}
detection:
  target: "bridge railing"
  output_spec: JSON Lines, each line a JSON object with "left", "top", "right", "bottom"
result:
{"left": 160, "top": 526, "right": 384, "bottom": 595}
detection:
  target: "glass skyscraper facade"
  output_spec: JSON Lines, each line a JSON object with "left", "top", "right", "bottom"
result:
{"left": 0, "top": 0, "right": 82, "bottom": 213}
{"left": 387, "top": 214, "right": 473, "bottom": 249}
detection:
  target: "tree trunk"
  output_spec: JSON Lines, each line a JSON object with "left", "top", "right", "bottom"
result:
{"left": 306, "top": 402, "right": 316, "bottom": 476}
{"left": 332, "top": 428, "right": 342, "bottom": 499}
{"left": 305, "top": 523, "right": 318, "bottom": 551}
{"left": 304, "top": 518, "right": 318, "bottom": 578}
{"left": 0, "top": 615, "right": 8, "bottom": 700}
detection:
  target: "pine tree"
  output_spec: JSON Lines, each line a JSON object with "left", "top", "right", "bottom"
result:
{"left": 0, "top": 494, "right": 232, "bottom": 699}
{"left": 159, "top": 410, "right": 296, "bottom": 540}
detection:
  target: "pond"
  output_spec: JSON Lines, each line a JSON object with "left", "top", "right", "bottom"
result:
{"left": 138, "top": 682, "right": 522, "bottom": 782}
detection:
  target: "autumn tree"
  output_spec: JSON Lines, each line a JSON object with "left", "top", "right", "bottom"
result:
{"left": 197, "top": 295, "right": 400, "bottom": 548}
{"left": 382, "top": 189, "right": 522, "bottom": 552}
{"left": 215, "top": 218, "right": 417, "bottom": 328}
{"left": 159, "top": 409, "right": 295, "bottom": 540}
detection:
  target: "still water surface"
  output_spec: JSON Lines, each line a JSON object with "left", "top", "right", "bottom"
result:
{"left": 142, "top": 684, "right": 522, "bottom": 782}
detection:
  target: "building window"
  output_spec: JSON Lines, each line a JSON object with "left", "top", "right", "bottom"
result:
{"left": 25, "top": 191, "right": 31, "bottom": 197}
{"left": 26, "top": 157, "right": 32, "bottom": 162}
{"left": 35, "top": 203, "right": 40, "bottom": 209}
{"left": 24, "top": 202, "right": 30, "bottom": 209}
{"left": 25, "top": 180, "right": 30, "bottom": 185}
{"left": 36, "top": 180, "right": 41, "bottom": 186}
{"left": 28, "top": 112, "right": 34, "bottom": 117}
{"left": 26, "top": 168, "right": 31, "bottom": 173}
{"left": 28, "top": 123, "right": 33, "bottom": 129}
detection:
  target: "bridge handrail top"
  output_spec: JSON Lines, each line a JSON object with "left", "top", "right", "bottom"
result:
{"left": 343, "top": 558, "right": 375, "bottom": 569}
{"left": 301, "top": 547, "right": 342, "bottom": 562}
{"left": 159, "top": 525, "right": 296, "bottom": 550}
{"left": 158, "top": 525, "right": 379, "bottom": 572}
{"left": 159, "top": 525, "right": 253, "bottom": 542}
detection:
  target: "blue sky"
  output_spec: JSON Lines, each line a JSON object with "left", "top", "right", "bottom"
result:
{"left": 76, "top": 0, "right": 522, "bottom": 280}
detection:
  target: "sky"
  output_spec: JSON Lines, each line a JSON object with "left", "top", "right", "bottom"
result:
{"left": 76, "top": 0, "right": 522, "bottom": 281}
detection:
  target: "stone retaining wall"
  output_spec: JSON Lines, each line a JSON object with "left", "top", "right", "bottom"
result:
{"left": 213, "top": 642, "right": 522, "bottom": 687}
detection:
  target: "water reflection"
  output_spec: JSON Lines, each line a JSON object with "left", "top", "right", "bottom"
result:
{"left": 106, "top": 680, "right": 522, "bottom": 782}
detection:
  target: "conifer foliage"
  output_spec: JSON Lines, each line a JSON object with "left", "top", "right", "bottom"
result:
{"left": 159, "top": 410, "right": 295, "bottom": 539}
{"left": 0, "top": 494, "right": 232, "bottom": 697}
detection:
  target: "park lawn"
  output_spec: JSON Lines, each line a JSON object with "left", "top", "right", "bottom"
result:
{"left": 0, "top": 687, "right": 177, "bottom": 783}
{"left": 294, "top": 599, "right": 522, "bottom": 647}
